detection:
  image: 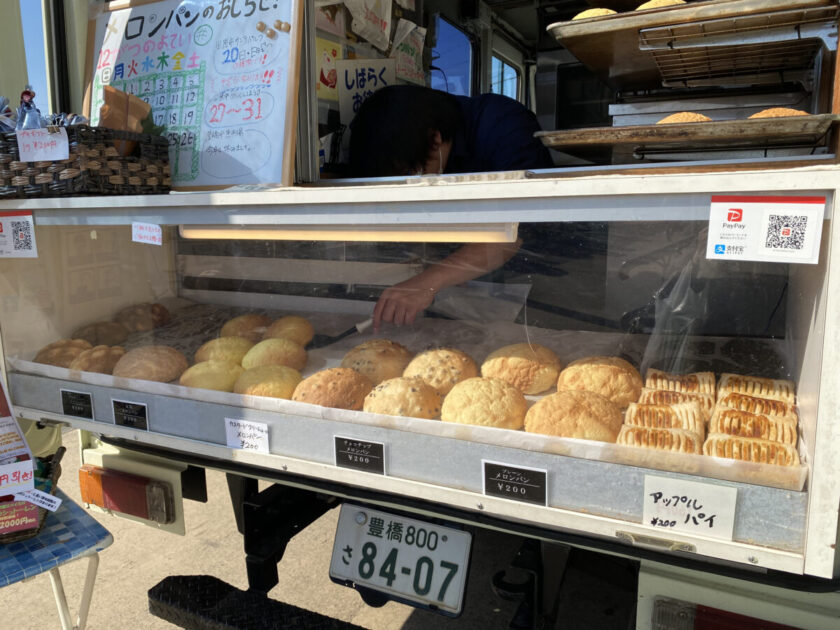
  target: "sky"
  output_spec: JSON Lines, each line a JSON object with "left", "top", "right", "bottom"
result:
{"left": 19, "top": 0, "right": 49, "bottom": 113}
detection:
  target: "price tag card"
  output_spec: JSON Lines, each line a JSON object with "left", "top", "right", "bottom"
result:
{"left": 334, "top": 436, "right": 385, "bottom": 475}
{"left": 15, "top": 489, "right": 62, "bottom": 512}
{"left": 482, "top": 460, "right": 547, "bottom": 506}
{"left": 225, "top": 418, "right": 269, "bottom": 453}
{"left": 15, "top": 127, "right": 69, "bottom": 162}
{"left": 643, "top": 475, "right": 737, "bottom": 541}
{"left": 112, "top": 399, "right": 148, "bottom": 430}
{"left": 706, "top": 195, "right": 824, "bottom": 264}
{"left": 132, "top": 222, "right": 163, "bottom": 246}
{"left": 0, "top": 210, "right": 38, "bottom": 258}
{"left": 61, "top": 389, "right": 94, "bottom": 420}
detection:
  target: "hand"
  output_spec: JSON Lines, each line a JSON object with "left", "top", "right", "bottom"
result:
{"left": 373, "top": 277, "right": 437, "bottom": 332}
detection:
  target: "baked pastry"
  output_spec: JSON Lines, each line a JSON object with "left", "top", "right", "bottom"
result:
{"left": 617, "top": 426, "right": 702, "bottom": 454}
{"left": 179, "top": 360, "right": 245, "bottom": 392}
{"left": 717, "top": 373, "right": 795, "bottom": 405}
{"left": 638, "top": 387, "right": 715, "bottom": 422}
{"left": 524, "top": 390, "right": 621, "bottom": 442}
{"left": 556, "top": 356, "right": 642, "bottom": 407}
{"left": 71, "top": 321, "right": 129, "bottom": 346}
{"left": 33, "top": 339, "right": 93, "bottom": 368}
{"left": 708, "top": 408, "right": 797, "bottom": 445}
{"left": 292, "top": 367, "right": 372, "bottom": 410}
{"left": 656, "top": 112, "right": 711, "bottom": 124}
{"left": 263, "top": 315, "right": 315, "bottom": 347}
{"left": 624, "top": 402, "right": 704, "bottom": 438}
{"left": 219, "top": 313, "right": 272, "bottom": 343}
{"left": 342, "top": 339, "right": 414, "bottom": 386}
{"left": 441, "top": 377, "right": 527, "bottom": 430}
{"left": 749, "top": 108, "right": 808, "bottom": 119}
{"left": 572, "top": 8, "right": 616, "bottom": 19}
{"left": 636, "top": 0, "right": 685, "bottom": 9}
{"left": 112, "top": 345, "right": 188, "bottom": 382}
{"left": 68, "top": 345, "right": 126, "bottom": 374}
{"left": 480, "top": 342, "right": 562, "bottom": 395}
{"left": 194, "top": 336, "right": 255, "bottom": 365}
{"left": 717, "top": 392, "right": 797, "bottom": 423}
{"left": 234, "top": 365, "right": 302, "bottom": 399}
{"left": 113, "top": 302, "right": 170, "bottom": 332}
{"left": 703, "top": 435, "right": 800, "bottom": 466}
{"left": 241, "top": 338, "right": 307, "bottom": 371}
{"left": 645, "top": 368, "right": 715, "bottom": 396}
{"left": 363, "top": 376, "right": 442, "bottom": 420}
{"left": 402, "top": 347, "right": 479, "bottom": 396}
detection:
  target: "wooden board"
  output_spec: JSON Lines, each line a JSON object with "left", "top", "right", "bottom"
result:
{"left": 536, "top": 114, "right": 840, "bottom": 150}
{"left": 548, "top": 0, "right": 837, "bottom": 90}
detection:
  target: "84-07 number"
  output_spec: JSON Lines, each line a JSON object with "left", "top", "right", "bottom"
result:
{"left": 358, "top": 540, "right": 460, "bottom": 601}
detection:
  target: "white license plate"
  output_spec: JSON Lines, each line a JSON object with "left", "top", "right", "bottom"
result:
{"left": 329, "top": 504, "right": 472, "bottom": 615}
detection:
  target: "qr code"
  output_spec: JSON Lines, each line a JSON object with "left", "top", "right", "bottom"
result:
{"left": 11, "top": 220, "right": 33, "bottom": 251}
{"left": 765, "top": 214, "right": 807, "bottom": 250}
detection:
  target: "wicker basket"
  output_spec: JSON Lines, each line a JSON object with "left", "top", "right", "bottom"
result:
{"left": 0, "top": 126, "right": 170, "bottom": 198}
{"left": 0, "top": 446, "right": 65, "bottom": 544}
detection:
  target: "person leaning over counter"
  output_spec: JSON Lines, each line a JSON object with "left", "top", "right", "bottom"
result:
{"left": 348, "top": 85, "right": 554, "bottom": 331}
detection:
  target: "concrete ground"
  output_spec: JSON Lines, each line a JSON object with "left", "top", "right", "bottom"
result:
{"left": 1, "top": 429, "right": 533, "bottom": 629}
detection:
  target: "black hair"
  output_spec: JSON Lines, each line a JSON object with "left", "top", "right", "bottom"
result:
{"left": 348, "top": 85, "right": 461, "bottom": 177}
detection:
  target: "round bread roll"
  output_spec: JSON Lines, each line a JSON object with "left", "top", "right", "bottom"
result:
{"left": 113, "top": 302, "right": 170, "bottom": 332}
{"left": 263, "top": 316, "right": 315, "bottom": 347}
{"left": 441, "top": 377, "right": 527, "bottom": 430}
{"left": 572, "top": 8, "right": 616, "bottom": 19}
{"left": 68, "top": 345, "right": 125, "bottom": 374}
{"left": 179, "top": 360, "right": 244, "bottom": 392}
{"left": 34, "top": 339, "right": 93, "bottom": 368}
{"left": 292, "top": 367, "right": 372, "bottom": 410}
{"left": 220, "top": 313, "right": 272, "bottom": 343}
{"left": 194, "top": 336, "right": 254, "bottom": 365}
{"left": 112, "top": 345, "right": 189, "bottom": 382}
{"left": 556, "top": 356, "right": 642, "bottom": 407}
{"left": 402, "top": 347, "right": 479, "bottom": 396}
{"left": 656, "top": 111, "right": 711, "bottom": 124}
{"left": 342, "top": 339, "right": 414, "bottom": 385}
{"left": 363, "top": 377, "right": 442, "bottom": 419}
{"left": 481, "top": 343, "right": 562, "bottom": 395}
{"left": 525, "top": 390, "right": 622, "bottom": 442}
{"left": 241, "top": 338, "right": 307, "bottom": 371}
{"left": 71, "top": 321, "right": 129, "bottom": 346}
{"left": 636, "top": 0, "right": 685, "bottom": 10}
{"left": 749, "top": 107, "right": 808, "bottom": 119}
{"left": 234, "top": 365, "right": 302, "bottom": 399}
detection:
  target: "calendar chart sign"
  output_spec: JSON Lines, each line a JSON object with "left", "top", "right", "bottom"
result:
{"left": 87, "top": 0, "right": 303, "bottom": 188}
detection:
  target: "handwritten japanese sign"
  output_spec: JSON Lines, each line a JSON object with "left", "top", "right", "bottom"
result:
{"left": 132, "top": 221, "right": 163, "bottom": 246}
{"left": 643, "top": 475, "right": 737, "bottom": 541}
{"left": 225, "top": 418, "right": 269, "bottom": 453}
{"left": 337, "top": 58, "right": 395, "bottom": 124}
{"left": 87, "top": 0, "right": 303, "bottom": 188}
{"left": 15, "top": 128, "right": 69, "bottom": 162}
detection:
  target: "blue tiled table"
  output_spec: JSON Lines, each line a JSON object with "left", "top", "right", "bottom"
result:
{"left": 1, "top": 488, "right": 113, "bottom": 630}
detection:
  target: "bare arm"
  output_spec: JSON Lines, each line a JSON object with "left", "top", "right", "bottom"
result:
{"left": 373, "top": 239, "right": 521, "bottom": 331}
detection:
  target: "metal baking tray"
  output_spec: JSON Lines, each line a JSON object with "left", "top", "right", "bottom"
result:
{"left": 535, "top": 113, "right": 840, "bottom": 152}
{"left": 547, "top": 0, "right": 838, "bottom": 90}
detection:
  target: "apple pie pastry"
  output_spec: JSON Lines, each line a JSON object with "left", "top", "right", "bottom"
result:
{"left": 645, "top": 368, "right": 715, "bottom": 395}
{"left": 624, "top": 402, "right": 704, "bottom": 438}
{"left": 717, "top": 392, "right": 797, "bottom": 423}
{"left": 708, "top": 408, "right": 797, "bottom": 445}
{"left": 617, "top": 426, "right": 702, "bottom": 454}
{"left": 703, "top": 435, "right": 799, "bottom": 466}
{"left": 717, "top": 373, "right": 795, "bottom": 405}
{"left": 637, "top": 388, "right": 714, "bottom": 422}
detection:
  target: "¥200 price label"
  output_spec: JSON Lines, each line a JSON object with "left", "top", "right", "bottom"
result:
{"left": 643, "top": 475, "right": 737, "bottom": 541}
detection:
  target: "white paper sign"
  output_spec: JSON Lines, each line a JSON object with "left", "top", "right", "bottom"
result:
{"left": 0, "top": 210, "right": 38, "bottom": 258}
{"left": 643, "top": 475, "right": 737, "bottom": 541}
{"left": 15, "top": 128, "right": 69, "bottom": 162}
{"left": 132, "top": 222, "right": 163, "bottom": 246}
{"left": 225, "top": 418, "right": 269, "bottom": 453}
{"left": 14, "top": 489, "right": 62, "bottom": 512}
{"left": 337, "top": 59, "right": 396, "bottom": 124}
{"left": 706, "top": 195, "right": 825, "bottom": 264}
{"left": 345, "top": 0, "right": 392, "bottom": 51}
